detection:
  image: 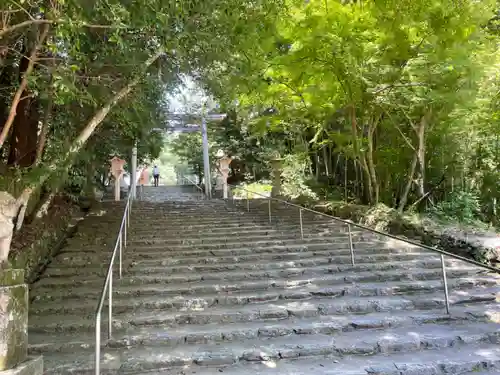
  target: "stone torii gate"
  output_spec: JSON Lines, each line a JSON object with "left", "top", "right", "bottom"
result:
{"left": 143, "top": 111, "right": 226, "bottom": 200}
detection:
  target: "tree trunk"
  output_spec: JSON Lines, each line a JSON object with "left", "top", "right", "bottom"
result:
{"left": 344, "top": 157, "right": 348, "bottom": 202}
{"left": 322, "top": 146, "right": 329, "bottom": 178}
{"left": 354, "top": 159, "right": 360, "bottom": 198}
{"left": 398, "top": 151, "right": 418, "bottom": 212}
{"left": 315, "top": 151, "right": 320, "bottom": 181}
{"left": 359, "top": 156, "right": 374, "bottom": 204}
{"left": 35, "top": 68, "right": 55, "bottom": 163}
{"left": 332, "top": 153, "right": 340, "bottom": 181}
{"left": 0, "top": 66, "right": 14, "bottom": 133}
{"left": 13, "top": 48, "right": 164, "bottom": 231}
{"left": 414, "top": 112, "right": 429, "bottom": 204}
{"left": 8, "top": 97, "right": 39, "bottom": 167}
{"left": 0, "top": 24, "right": 49, "bottom": 149}
{"left": 349, "top": 105, "right": 375, "bottom": 204}
{"left": 367, "top": 123, "right": 379, "bottom": 204}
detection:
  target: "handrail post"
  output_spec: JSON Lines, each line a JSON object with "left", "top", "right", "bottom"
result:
{"left": 124, "top": 215, "right": 127, "bottom": 247}
{"left": 441, "top": 254, "right": 451, "bottom": 314}
{"left": 268, "top": 198, "right": 272, "bottom": 223}
{"left": 299, "top": 208, "right": 304, "bottom": 240}
{"left": 108, "top": 272, "right": 113, "bottom": 339}
{"left": 119, "top": 233, "right": 123, "bottom": 279}
{"left": 95, "top": 193, "right": 133, "bottom": 375}
{"left": 95, "top": 312, "right": 101, "bottom": 375}
{"left": 348, "top": 223, "right": 355, "bottom": 266}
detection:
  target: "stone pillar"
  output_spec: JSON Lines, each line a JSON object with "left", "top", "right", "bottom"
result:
{"left": 130, "top": 142, "right": 138, "bottom": 200}
{"left": 110, "top": 157, "right": 126, "bottom": 201}
{"left": 270, "top": 158, "right": 283, "bottom": 197}
{"left": 0, "top": 269, "right": 43, "bottom": 375}
{"left": 214, "top": 176, "right": 223, "bottom": 193}
{"left": 218, "top": 156, "right": 233, "bottom": 199}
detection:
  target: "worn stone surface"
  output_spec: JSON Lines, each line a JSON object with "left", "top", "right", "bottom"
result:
{"left": 26, "top": 189, "right": 500, "bottom": 374}
{"left": 0, "top": 269, "right": 27, "bottom": 371}
{"left": 0, "top": 356, "right": 43, "bottom": 375}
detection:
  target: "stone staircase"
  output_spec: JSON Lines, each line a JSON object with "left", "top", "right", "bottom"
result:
{"left": 28, "top": 193, "right": 500, "bottom": 374}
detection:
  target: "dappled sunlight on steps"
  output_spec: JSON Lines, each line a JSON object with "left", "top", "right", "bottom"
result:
{"left": 28, "top": 198, "right": 500, "bottom": 374}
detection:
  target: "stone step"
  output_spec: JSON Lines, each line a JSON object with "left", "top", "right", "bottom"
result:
{"left": 35, "top": 252, "right": 433, "bottom": 288}
{"left": 128, "top": 227, "right": 360, "bottom": 240}
{"left": 28, "top": 293, "right": 500, "bottom": 335}
{"left": 128, "top": 224, "right": 359, "bottom": 238}
{"left": 126, "top": 221, "right": 342, "bottom": 231}
{"left": 32, "top": 253, "right": 451, "bottom": 289}
{"left": 126, "top": 219, "right": 348, "bottom": 231}
{"left": 127, "top": 253, "right": 454, "bottom": 272}
{"left": 66, "top": 233, "right": 341, "bottom": 250}
{"left": 31, "top": 265, "right": 489, "bottom": 302}
{"left": 37, "top": 258, "right": 483, "bottom": 294}
{"left": 123, "top": 343, "right": 500, "bottom": 375}
{"left": 28, "top": 306, "right": 500, "bottom": 355}
{"left": 131, "top": 227, "right": 287, "bottom": 237}
{"left": 30, "top": 278, "right": 500, "bottom": 324}
{"left": 39, "top": 250, "right": 432, "bottom": 279}
{"left": 125, "top": 216, "right": 339, "bottom": 227}
{"left": 59, "top": 237, "right": 386, "bottom": 256}
{"left": 127, "top": 229, "right": 361, "bottom": 241}
{"left": 126, "top": 213, "right": 332, "bottom": 221}
{"left": 127, "top": 215, "right": 271, "bottom": 222}
{"left": 38, "top": 329, "right": 500, "bottom": 375}
{"left": 29, "top": 304, "right": 500, "bottom": 354}
{"left": 28, "top": 198, "right": 500, "bottom": 375}
{"left": 65, "top": 239, "right": 383, "bottom": 256}
{"left": 44, "top": 245, "right": 432, "bottom": 276}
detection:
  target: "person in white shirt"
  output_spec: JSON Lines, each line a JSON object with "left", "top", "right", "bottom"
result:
{"left": 153, "top": 165, "right": 160, "bottom": 187}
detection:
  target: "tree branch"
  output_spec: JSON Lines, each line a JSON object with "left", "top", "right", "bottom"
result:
{"left": 0, "top": 19, "right": 50, "bottom": 39}
{"left": 14, "top": 48, "right": 164, "bottom": 231}
{"left": 0, "top": 19, "right": 129, "bottom": 39}
{"left": 0, "top": 23, "right": 49, "bottom": 149}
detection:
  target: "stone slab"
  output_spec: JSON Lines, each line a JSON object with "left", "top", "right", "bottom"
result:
{"left": 0, "top": 269, "right": 28, "bottom": 371}
{"left": 0, "top": 356, "right": 42, "bottom": 375}
{"left": 0, "top": 270, "right": 23, "bottom": 287}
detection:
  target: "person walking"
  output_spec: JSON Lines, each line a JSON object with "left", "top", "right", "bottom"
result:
{"left": 152, "top": 165, "right": 160, "bottom": 187}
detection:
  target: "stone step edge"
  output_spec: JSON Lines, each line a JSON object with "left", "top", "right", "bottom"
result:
{"left": 51, "top": 244, "right": 423, "bottom": 262}
{"left": 74, "top": 235, "right": 372, "bottom": 246}
{"left": 32, "top": 254, "right": 455, "bottom": 287}
{"left": 48, "top": 251, "right": 463, "bottom": 272}
{"left": 27, "top": 309, "right": 494, "bottom": 354}
{"left": 44, "top": 250, "right": 429, "bottom": 274}
{"left": 39, "top": 331, "right": 500, "bottom": 374}
{"left": 31, "top": 266, "right": 486, "bottom": 301}
{"left": 56, "top": 242, "right": 416, "bottom": 257}
{"left": 28, "top": 290, "right": 499, "bottom": 332}
{"left": 30, "top": 275, "right": 497, "bottom": 314}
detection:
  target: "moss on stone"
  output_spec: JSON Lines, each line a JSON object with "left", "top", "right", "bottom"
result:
{"left": 7, "top": 196, "right": 83, "bottom": 283}
{"left": 0, "top": 272, "right": 28, "bottom": 370}
{"left": 0, "top": 269, "right": 24, "bottom": 286}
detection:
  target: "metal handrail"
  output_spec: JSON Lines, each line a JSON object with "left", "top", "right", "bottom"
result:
{"left": 95, "top": 193, "right": 132, "bottom": 375}
{"left": 182, "top": 176, "right": 206, "bottom": 197}
{"left": 229, "top": 183, "right": 500, "bottom": 315}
